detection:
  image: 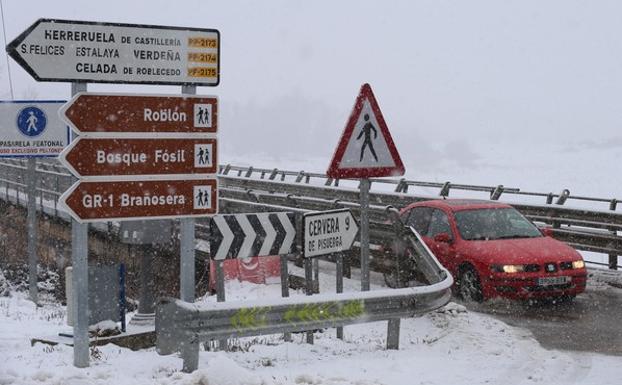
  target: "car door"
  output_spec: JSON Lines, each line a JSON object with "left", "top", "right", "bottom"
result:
{"left": 425, "top": 209, "right": 456, "bottom": 269}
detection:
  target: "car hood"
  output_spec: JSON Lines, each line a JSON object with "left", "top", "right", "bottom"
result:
{"left": 462, "top": 236, "right": 582, "bottom": 265}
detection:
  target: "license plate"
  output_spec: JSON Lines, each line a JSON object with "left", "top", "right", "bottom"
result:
{"left": 537, "top": 276, "right": 571, "bottom": 286}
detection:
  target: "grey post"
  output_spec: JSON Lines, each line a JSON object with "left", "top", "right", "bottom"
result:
{"left": 71, "top": 81, "right": 89, "bottom": 368}
{"left": 608, "top": 199, "right": 618, "bottom": 270}
{"left": 137, "top": 245, "right": 155, "bottom": 315}
{"left": 26, "top": 157, "right": 38, "bottom": 305}
{"left": 336, "top": 252, "right": 344, "bottom": 339}
{"left": 359, "top": 178, "right": 371, "bottom": 291}
{"left": 305, "top": 257, "right": 314, "bottom": 344}
{"left": 179, "top": 84, "right": 197, "bottom": 302}
{"left": 215, "top": 260, "right": 227, "bottom": 349}
{"left": 280, "top": 254, "right": 291, "bottom": 342}
{"left": 387, "top": 319, "right": 400, "bottom": 349}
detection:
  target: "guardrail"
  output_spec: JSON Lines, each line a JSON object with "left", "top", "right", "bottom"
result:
{"left": 0, "top": 159, "right": 620, "bottom": 269}
{"left": 216, "top": 166, "right": 622, "bottom": 270}
{"left": 156, "top": 281, "right": 453, "bottom": 372}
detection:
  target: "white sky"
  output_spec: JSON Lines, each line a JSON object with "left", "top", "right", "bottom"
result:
{"left": 1, "top": 0, "right": 621, "bottom": 195}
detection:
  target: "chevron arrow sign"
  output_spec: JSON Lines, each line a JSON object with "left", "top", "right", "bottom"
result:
{"left": 208, "top": 212, "right": 296, "bottom": 260}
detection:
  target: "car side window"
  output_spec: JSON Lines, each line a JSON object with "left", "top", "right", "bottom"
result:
{"left": 428, "top": 209, "right": 452, "bottom": 239}
{"left": 405, "top": 207, "right": 433, "bottom": 236}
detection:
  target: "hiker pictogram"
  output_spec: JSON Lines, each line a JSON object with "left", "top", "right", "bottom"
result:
{"left": 194, "top": 143, "right": 213, "bottom": 168}
{"left": 194, "top": 103, "right": 212, "bottom": 128}
{"left": 194, "top": 186, "right": 213, "bottom": 209}
{"left": 357, "top": 114, "right": 378, "bottom": 162}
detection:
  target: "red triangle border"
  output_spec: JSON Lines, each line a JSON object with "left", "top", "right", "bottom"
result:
{"left": 326, "top": 83, "right": 405, "bottom": 179}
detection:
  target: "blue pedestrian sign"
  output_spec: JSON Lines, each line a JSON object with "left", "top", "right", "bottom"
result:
{"left": 16, "top": 106, "right": 47, "bottom": 137}
{"left": 0, "top": 101, "right": 69, "bottom": 158}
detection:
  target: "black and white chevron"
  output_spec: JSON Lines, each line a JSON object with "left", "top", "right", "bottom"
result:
{"left": 208, "top": 212, "right": 296, "bottom": 260}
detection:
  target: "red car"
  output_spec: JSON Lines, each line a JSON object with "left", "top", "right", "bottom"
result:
{"left": 399, "top": 199, "right": 587, "bottom": 302}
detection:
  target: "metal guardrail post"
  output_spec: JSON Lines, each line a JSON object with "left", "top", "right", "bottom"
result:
{"left": 609, "top": 199, "right": 618, "bottom": 270}
{"left": 546, "top": 193, "right": 554, "bottom": 204}
{"left": 490, "top": 185, "right": 504, "bottom": 200}
{"left": 280, "top": 254, "right": 292, "bottom": 342}
{"left": 556, "top": 189, "right": 570, "bottom": 205}
{"left": 335, "top": 252, "right": 344, "bottom": 340}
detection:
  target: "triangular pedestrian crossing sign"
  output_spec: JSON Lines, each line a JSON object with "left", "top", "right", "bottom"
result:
{"left": 327, "top": 83, "right": 405, "bottom": 179}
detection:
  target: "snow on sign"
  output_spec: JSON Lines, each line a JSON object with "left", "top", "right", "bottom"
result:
{"left": 6, "top": 19, "right": 220, "bottom": 86}
{"left": 0, "top": 100, "right": 69, "bottom": 158}
{"left": 303, "top": 209, "right": 359, "bottom": 258}
{"left": 327, "top": 83, "right": 405, "bottom": 179}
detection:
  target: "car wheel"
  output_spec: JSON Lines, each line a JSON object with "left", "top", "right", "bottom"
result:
{"left": 458, "top": 266, "right": 484, "bottom": 303}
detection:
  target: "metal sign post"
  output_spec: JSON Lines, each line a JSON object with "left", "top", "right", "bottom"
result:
{"left": 70, "top": 82, "right": 89, "bottom": 369}
{"left": 325, "top": 83, "right": 405, "bottom": 292}
{"left": 179, "top": 84, "right": 196, "bottom": 304}
{"left": 359, "top": 179, "right": 371, "bottom": 291}
{"left": 26, "top": 157, "right": 38, "bottom": 304}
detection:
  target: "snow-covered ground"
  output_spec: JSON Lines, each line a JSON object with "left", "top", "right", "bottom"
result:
{"left": 1, "top": 267, "right": 621, "bottom": 385}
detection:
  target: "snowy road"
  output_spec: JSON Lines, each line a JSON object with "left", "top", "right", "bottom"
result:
{"left": 465, "top": 274, "right": 622, "bottom": 357}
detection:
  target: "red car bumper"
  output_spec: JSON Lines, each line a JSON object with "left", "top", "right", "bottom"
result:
{"left": 481, "top": 269, "right": 587, "bottom": 300}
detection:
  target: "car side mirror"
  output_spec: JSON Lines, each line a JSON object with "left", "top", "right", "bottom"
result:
{"left": 541, "top": 227, "right": 554, "bottom": 237}
{"left": 434, "top": 232, "right": 452, "bottom": 243}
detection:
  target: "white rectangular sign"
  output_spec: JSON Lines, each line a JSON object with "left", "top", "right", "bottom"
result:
{"left": 0, "top": 100, "right": 70, "bottom": 158}
{"left": 7, "top": 19, "right": 220, "bottom": 86}
{"left": 303, "top": 209, "right": 359, "bottom": 258}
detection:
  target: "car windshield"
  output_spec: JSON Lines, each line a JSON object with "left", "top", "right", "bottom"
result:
{"left": 454, "top": 207, "right": 542, "bottom": 241}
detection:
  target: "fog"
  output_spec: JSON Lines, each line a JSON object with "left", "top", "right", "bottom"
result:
{"left": 1, "top": 0, "right": 621, "bottom": 195}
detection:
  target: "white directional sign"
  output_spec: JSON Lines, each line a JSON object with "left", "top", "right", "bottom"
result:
{"left": 303, "top": 209, "right": 360, "bottom": 258}
{"left": 6, "top": 19, "right": 220, "bottom": 86}
{"left": 0, "top": 100, "right": 69, "bottom": 158}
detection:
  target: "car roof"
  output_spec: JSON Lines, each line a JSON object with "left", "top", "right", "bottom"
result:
{"left": 406, "top": 199, "right": 513, "bottom": 212}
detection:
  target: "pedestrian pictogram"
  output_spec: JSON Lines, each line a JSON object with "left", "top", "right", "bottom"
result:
{"left": 194, "top": 104, "right": 213, "bottom": 128}
{"left": 193, "top": 185, "right": 213, "bottom": 209}
{"left": 327, "top": 83, "right": 405, "bottom": 179}
{"left": 194, "top": 143, "right": 213, "bottom": 168}
{"left": 357, "top": 114, "right": 378, "bottom": 162}
{"left": 17, "top": 106, "right": 47, "bottom": 137}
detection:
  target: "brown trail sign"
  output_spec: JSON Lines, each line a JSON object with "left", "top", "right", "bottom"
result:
{"left": 60, "top": 93, "right": 218, "bottom": 135}
{"left": 60, "top": 178, "right": 218, "bottom": 222}
{"left": 61, "top": 137, "right": 217, "bottom": 178}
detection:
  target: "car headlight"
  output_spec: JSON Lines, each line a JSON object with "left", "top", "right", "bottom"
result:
{"left": 492, "top": 264, "right": 525, "bottom": 273}
{"left": 572, "top": 260, "right": 585, "bottom": 269}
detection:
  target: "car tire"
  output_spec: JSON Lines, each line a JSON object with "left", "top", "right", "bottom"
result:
{"left": 458, "top": 266, "right": 484, "bottom": 303}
